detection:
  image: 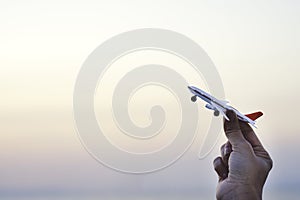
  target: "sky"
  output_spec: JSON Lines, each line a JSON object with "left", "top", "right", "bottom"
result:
{"left": 0, "top": 0, "right": 300, "bottom": 199}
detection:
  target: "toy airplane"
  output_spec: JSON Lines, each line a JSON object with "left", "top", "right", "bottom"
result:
{"left": 188, "top": 86, "right": 263, "bottom": 127}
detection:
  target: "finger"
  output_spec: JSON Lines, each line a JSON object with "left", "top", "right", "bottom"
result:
{"left": 221, "top": 141, "right": 232, "bottom": 166}
{"left": 239, "top": 120, "right": 263, "bottom": 147}
{"left": 220, "top": 143, "right": 226, "bottom": 158}
{"left": 224, "top": 110, "right": 247, "bottom": 147}
{"left": 239, "top": 120, "right": 272, "bottom": 161}
{"left": 213, "top": 157, "right": 228, "bottom": 181}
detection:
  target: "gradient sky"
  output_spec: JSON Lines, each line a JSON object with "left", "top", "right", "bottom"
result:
{"left": 0, "top": 0, "right": 299, "bottom": 199}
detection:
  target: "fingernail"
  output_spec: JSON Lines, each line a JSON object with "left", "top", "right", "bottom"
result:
{"left": 226, "top": 110, "right": 236, "bottom": 121}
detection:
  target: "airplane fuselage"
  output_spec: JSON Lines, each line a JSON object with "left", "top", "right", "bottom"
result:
{"left": 188, "top": 86, "right": 257, "bottom": 127}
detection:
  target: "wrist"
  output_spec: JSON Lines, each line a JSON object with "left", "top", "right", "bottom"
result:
{"left": 217, "top": 183, "right": 262, "bottom": 200}
{"left": 235, "top": 184, "right": 262, "bottom": 200}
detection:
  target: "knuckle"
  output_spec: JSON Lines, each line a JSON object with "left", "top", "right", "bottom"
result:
{"left": 220, "top": 143, "right": 226, "bottom": 152}
{"left": 267, "top": 158, "right": 273, "bottom": 171}
{"left": 213, "top": 157, "right": 222, "bottom": 168}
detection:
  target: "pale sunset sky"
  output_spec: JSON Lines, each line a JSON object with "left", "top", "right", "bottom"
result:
{"left": 0, "top": 1, "right": 299, "bottom": 199}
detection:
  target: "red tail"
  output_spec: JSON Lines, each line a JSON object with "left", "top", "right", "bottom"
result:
{"left": 245, "top": 111, "right": 263, "bottom": 121}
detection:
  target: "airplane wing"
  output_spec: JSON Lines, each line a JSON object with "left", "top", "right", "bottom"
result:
{"left": 211, "top": 101, "right": 229, "bottom": 121}
{"left": 246, "top": 118, "right": 257, "bottom": 128}
{"left": 220, "top": 100, "right": 229, "bottom": 104}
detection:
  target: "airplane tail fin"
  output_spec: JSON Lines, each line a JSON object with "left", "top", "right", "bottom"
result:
{"left": 245, "top": 111, "right": 263, "bottom": 121}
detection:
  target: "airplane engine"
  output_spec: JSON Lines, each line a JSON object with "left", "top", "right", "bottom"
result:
{"left": 205, "top": 103, "right": 215, "bottom": 110}
{"left": 191, "top": 95, "right": 197, "bottom": 102}
{"left": 214, "top": 110, "right": 220, "bottom": 116}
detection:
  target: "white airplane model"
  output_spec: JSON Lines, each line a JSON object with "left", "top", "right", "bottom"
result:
{"left": 188, "top": 86, "right": 263, "bottom": 128}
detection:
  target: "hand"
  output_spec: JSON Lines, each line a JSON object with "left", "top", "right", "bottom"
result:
{"left": 213, "top": 110, "right": 273, "bottom": 200}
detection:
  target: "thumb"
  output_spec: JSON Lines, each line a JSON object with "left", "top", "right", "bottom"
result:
{"left": 224, "top": 110, "right": 247, "bottom": 147}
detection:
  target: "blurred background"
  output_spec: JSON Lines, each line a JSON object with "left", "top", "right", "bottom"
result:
{"left": 0, "top": 0, "right": 299, "bottom": 199}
